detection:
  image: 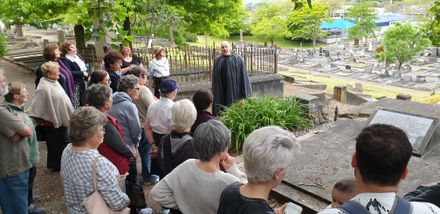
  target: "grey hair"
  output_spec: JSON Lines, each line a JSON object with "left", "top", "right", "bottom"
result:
{"left": 68, "top": 107, "right": 107, "bottom": 146}
{"left": 117, "top": 74, "right": 138, "bottom": 92}
{"left": 243, "top": 126, "right": 297, "bottom": 183}
{"left": 193, "top": 120, "right": 231, "bottom": 161}
{"left": 86, "top": 84, "right": 112, "bottom": 109}
{"left": 172, "top": 99, "right": 197, "bottom": 131}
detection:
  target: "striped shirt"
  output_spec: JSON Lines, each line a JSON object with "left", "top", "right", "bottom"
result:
{"left": 60, "top": 144, "right": 130, "bottom": 214}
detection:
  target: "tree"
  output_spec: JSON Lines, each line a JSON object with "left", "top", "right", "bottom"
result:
{"left": 166, "top": 0, "right": 245, "bottom": 37}
{"left": 250, "top": 1, "right": 293, "bottom": 47}
{"left": 348, "top": 1, "right": 378, "bottom": 45}
{"left": 380, "top": 23, "right": 430, "bottom": 78}
{"left": 316, "top": 0, "right": 343, "bottom": 17}
{"left": 291, "top": 0, "right": 313, "bottom": 10}
{"left": 287, "top": 4, "right": 330, "bottom": 50}
{"left": 426, "top": 0, "right": 440, "bottom": 47}
{"left": 0, "top": 0, "right": 71, "bottom": 37}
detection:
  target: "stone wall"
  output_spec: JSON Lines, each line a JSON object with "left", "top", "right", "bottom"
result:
{"left": 176, "top": 74, "right": 284, "bottom": 100}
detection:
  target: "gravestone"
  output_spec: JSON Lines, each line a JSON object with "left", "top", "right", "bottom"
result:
{"left": 293, "top": 94, "right": 324, "bottom": 113}
{"left": 366, "top": 109, "right": 439, "bottom": 156}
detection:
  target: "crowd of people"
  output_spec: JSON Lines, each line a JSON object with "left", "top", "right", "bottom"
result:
{"left": 1, "top": 40, "right": 440, "bottom": 214}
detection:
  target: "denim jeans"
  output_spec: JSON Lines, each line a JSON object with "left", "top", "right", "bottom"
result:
{"left": 138, "top": 129, "right": 155, "bottom": 182}
{"left": 0, "top": 169, "right": 29, "bottom": 214}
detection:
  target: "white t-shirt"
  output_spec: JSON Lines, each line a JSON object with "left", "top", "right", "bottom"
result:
{"left": 147, "top": 97, "right": 174, "bottom": 134}
{"left": 319, "top": 192, "right": 440, "bottom": 214}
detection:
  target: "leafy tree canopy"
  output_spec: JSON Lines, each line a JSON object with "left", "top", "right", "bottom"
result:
{"left": 0, "top": 0, "right": 71, "bottom": 28}
{"left": 348, "top": 1, "right": 378, "bottom": 40}
{"left": 381, "top": 23, "right": 430, "bottom": 73}
{"left": 287, "top": 3, "right": 330, "bottom": 48}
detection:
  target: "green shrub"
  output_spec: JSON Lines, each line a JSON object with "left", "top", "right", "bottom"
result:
{"left": 0, "top": 34, "right": 6, "bottom": 57}
{"left": 220, "top": 97, "right": 311, "bottom": 153}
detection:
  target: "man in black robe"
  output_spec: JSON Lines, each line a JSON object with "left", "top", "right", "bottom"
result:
{"left": 212, "top": 41, "right": 252, "bottom": 115}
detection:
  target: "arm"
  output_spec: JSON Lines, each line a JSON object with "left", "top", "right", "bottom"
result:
{"left": 126, "top": 105, "right": 141, "bottom": 146}
{"left": 96, "top": 158, "right": 130, "bottom": 210}
{"left": 404, "top": 182, "right": 440, "bottom": 205}
{"left": 222, "top": 154, "right": 247, "bottom": 184}
{"left": 144, "top": 118, "right": 155, "bottom": 146}
{"left": 151, "top": 171, "right": 178, "bottom": 209}
{"left": 0, "top": 107, "right": 32, "bottom": 142}
{"left": 60, "top": 58, "right": 84, "bottom": 79}
{"left": 103, "top": 123, "right": 134, "bottom": 158}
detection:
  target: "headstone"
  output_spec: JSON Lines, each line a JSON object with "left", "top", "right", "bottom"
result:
{"left": 396, "top": 94, "right": 411, "bottom": 101}
{"left": 333, "top": 86, "right": 347, "bottom": 103}
{"left": 402, "top": 75, "right": 412, "bottom": 82}
{"left": 355, "top": 83, "right": 363, "bottom": 92}
{"left": 367, "top": 109, "right": 438, "bottom": 156}
{"left": 416, "top": 75, "right": 427, "bottom": 83}
{"left": 57, "top": 30, "right": 65, "bottom": 44}
{"left": 293, "top": 94, "right": 324, "bottom": 113}
{"left": 325, "top": 51, "right": 330, "bottom": 57}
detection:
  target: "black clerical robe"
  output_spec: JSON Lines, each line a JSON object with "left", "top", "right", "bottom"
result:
{"left": 212, "top": 53, "right": 252, "bottom": 115}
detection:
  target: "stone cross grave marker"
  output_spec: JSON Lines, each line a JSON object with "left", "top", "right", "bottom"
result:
{"left": 367, "top": 109, "right": 439, "bottom": 156}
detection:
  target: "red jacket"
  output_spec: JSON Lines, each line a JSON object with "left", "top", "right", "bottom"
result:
{"left": 98, "top": 115, "right": 132, "bottom": 175}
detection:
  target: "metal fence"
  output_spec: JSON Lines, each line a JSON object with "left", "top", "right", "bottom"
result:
{"left": 81, "top": 45, "right": 278, "bottom": 83}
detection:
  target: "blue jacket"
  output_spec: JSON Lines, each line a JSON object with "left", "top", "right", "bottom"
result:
{"left": 108, "top": 92, "right": 141, "bottom": 148}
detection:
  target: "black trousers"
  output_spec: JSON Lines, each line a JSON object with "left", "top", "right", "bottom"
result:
{"left": 151, "top": 132, "right": 165, "bottom": 178}
{"left": 43, "top": 126, "right": 69, "bottom": 171}
{"left": 153, "top": 76, "right": 169, "bottom": 98}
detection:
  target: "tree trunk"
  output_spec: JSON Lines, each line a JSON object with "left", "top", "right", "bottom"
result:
{"left": 15, "top": 24, "right": 23, "bottom": 38}
{"left": 313, "top": 37, "right": 316, "bottom": 52}
{"left": 123, "top": 17, "right": 132, "bottom": 49}
{"left": 74, "top": 25, "right": 86, "bottom": 55}
{"left": 169, "top": 26, "right": 175, "bottom": 48}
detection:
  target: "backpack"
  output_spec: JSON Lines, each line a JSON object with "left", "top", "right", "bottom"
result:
{"left": 338, "top": 196, "right": 412, "bottom": 214}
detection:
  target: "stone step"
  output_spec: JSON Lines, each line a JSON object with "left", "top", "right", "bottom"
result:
{"left": 271, "top": 181, "right": 330, "bottom": 213}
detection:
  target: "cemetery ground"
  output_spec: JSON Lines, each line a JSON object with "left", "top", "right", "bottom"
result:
{"left": 281, "top": 69, "right": 432, "bottom": 103}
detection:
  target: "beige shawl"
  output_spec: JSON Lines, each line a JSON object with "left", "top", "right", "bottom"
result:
{"left": 29, "top": 78, "right": 74, "bottom": 128}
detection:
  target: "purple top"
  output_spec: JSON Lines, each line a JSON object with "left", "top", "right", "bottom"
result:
{"left": 57, "top": 59, "right": 75, "bottom": 103}
{"left": 191, "top": 111, "right": 218, "bottom": 134}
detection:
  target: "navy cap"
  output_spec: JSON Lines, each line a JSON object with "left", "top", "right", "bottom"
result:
{"left": 160, "top": 79, "right": 179, "bottom": 93}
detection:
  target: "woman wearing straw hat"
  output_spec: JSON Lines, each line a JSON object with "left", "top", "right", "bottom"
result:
{"left": 148, "top": 46, "right": 170, "bottom": 98}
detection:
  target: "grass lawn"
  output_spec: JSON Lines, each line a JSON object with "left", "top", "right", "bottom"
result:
{"left": 189, "top": 35, "right": 326, "bottom": 49}
{"left": 281, "top": 70, "right": 433, "bottom": 103}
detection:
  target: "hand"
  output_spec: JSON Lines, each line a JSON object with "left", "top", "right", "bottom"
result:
{"left": 220, "top": 153, "right": 235, "bottom": 170}
{"left": 10, "top": 133, "right": 22, "bottom": 143}
{"left": 276, "top": 203, "right": 287, "bottom": 214}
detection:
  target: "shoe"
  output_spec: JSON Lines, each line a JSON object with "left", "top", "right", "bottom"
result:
{"left": 139, "top": 207, "right": 153, "bottom": 214}
{"left": 32, "top": 195, "right": 40, "bottom": 203}
{"left": 143, "top": 175, "right": 159, "bottom": 185}
{"left": 28, "top": 204, "right": 45, "bottom": 214}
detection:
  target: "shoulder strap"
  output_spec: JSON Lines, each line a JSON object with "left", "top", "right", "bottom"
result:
{"left": 91, "top": 156, "right": 100, "bottom": 191}
{"left": 338, "top": 201, "right": 370, "bottom": 214}
{"left": 390, "top": 196, "right": 412, "bottom": 214}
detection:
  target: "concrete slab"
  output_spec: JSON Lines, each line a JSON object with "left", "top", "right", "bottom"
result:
{"left": 283, "top": 118, "right": 440, "bottom": 207}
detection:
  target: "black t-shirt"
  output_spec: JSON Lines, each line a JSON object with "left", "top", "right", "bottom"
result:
{"left": 121, "top": 55, "right": 142, "bottom": 68}
{"left": 217, "top": 182, "right": 274, "bottom": 214}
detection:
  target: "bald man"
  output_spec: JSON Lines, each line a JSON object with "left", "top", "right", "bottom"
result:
{"left": 212, "top": 41, "right": 252, "bottom": 115}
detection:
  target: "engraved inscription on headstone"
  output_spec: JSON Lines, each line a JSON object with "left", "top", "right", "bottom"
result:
{"left": 367, "top": 109, "right": 437, "bottom": 155}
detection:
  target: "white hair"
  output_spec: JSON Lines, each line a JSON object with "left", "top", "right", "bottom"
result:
{"left": 243, "top": 126, "right": 297, "bottom": 183}
{"left": 172, "top": 99, "right": 197, "bottom": 131}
